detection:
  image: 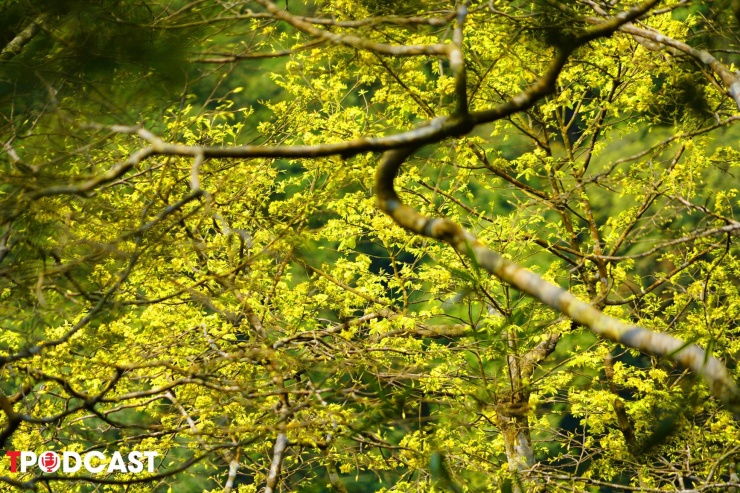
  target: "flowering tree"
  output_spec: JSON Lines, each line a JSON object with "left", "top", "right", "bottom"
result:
{"left": 1, "top": 0, "right": 739, "bottom": 491}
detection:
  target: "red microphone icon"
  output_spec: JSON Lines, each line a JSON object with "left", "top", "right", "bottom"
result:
{"left": 39, "top": 452, "right": 60, "bottom": 473}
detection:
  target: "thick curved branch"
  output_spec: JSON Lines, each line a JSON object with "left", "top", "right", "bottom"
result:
{"left": 375, "top": 145, "right": 740, "bottom": 412}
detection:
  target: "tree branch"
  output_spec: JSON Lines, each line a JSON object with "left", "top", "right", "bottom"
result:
{"left": 585, "top": 5, "right": 740, "bottom": 109}
{"left": 0, "top": 13, "right": 49, "bottom": 62}
{"left": 375, "top": 143, "right": 740, "bottom": 412}
{"left": 264, "top": 433, "right": 288, "bottom": 493}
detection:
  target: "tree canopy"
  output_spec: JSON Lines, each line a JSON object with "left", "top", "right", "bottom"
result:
{"left": 1, "top": 0, "right": 740, "bottom": 492}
